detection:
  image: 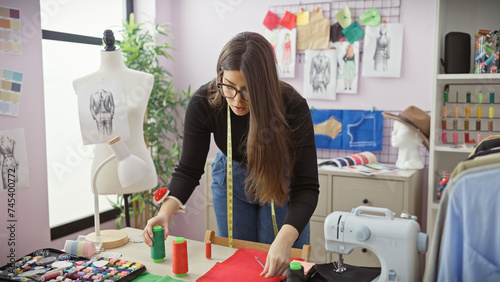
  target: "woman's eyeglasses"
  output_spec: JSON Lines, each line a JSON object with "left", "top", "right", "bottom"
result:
{"left": 217, "top": 82, "right": 249, "bottom": 101}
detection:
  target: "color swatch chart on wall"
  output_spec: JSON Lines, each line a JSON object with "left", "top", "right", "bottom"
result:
{"left": 440, "top": 84, "right": 500, "bottom": 145}
{"left": 0, "top": 6, "right": 21, "bottom": 54}
{"left": 0, "top": 67, "right": 23, "bottom": 116}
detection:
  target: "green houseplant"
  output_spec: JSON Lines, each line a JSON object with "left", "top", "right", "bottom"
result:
{"left": 109, "top": 13, "right": 191, "bottom": 228}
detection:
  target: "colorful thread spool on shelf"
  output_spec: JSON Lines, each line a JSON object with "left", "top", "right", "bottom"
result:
{"left": 151, "top": 226, "right": 166, "bottom": 263}
{"left": 172, "top": 237, "right": 188, "bottom": 277}
{"left": 442, "top": 132, "right": 447, "bottom": 143}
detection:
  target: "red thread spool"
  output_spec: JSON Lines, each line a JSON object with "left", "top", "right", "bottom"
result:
{"left": 205, "top": 240, "right": 212, "bottom": 259}
{"left": 172, "top": 237, "right": 188, "bottom": 277}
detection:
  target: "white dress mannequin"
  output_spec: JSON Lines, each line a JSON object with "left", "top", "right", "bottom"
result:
{"left": 73, "top": 44, "right": 158, "bottom": 195}
{"left": 391, "top": 120, "right": 424, "bottom": 169}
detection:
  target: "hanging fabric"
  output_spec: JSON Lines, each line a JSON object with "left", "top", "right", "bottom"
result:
{"left": 297, "top": 9, "right": 331, "bottom": 50}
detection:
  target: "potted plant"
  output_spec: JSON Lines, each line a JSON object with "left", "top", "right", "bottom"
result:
{"left": 109, "top": 13, "right": 192, "bottom": 228}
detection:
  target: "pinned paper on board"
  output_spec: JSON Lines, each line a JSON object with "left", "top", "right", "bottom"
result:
{"left": 0, "top": 128, "right": 29, "bottom": 192}
{"left": 276, "top": 28, "right": 296, "bottom": 78}
{"left": 342, "top": 21, "right": 364, "bottom": 44}
{"left": 278, "top": 11, "right": 296, "bottom": 30}
{"left": 303, "top": 49, "right": 337, "bottom": 101}
{"left": 335, "top": 5, "right": 352, "bottom": 29}
{"left": 333, "top": 41, "right": 359, "bottom": 94}
{"left": 0, "top": 67, "right": 23, "bottom": 116}
{"left": 76, "top": 80, "right": 131, "bottom": 145}
{"left": 359, "top": 8, "right": 381, "bottom": 26}
{"left": 296, "top": 10, "right": 310, "bottom": 26}
{"left": 264, "top": 28, "right": 279, "bottom": 50}
{"left": 0, "top": 6, "right": 21, "bottom": 54}
{"left": 263, "top": 10, "right": 280, "bottom": 31}
{"left": 362, "top": 23, "right": 404, "bottom": 77}
{"left": 311, "top": 109, "right": 383, "bottom": 151}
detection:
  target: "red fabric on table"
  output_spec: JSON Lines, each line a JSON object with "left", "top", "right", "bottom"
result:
{"left": 197, "top": 248, "right": 302, "bottom": 281}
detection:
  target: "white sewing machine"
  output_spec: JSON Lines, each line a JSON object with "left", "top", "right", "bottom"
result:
{"left": 324, "top": 206, "right": 428, "bottom": 282}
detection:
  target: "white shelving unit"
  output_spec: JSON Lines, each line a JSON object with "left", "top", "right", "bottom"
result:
{"left": 427, "top": 0, "right": 500, "bottom": 241}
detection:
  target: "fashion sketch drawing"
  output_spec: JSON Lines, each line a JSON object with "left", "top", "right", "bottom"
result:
{"left": 303, "top": 49, "right": 337, "bottom": 100}
{"left": 310, "top": 51, "right": 331, "bottom": 95}
{"left": 90, "top": 89, "right": 115, "bottom": 136}
{"left": 374, "top": 26, "right": 390, "bottom": 72}
{"left": 362, "top": 23, "right": 404, "bottom": 78}
{"left": 0, "top": 136, "right": 18, "bottom": 190}
{"left": 77, "top": 80, "right": 130, "bottom": 145}
{"left": 275, "top": 28, "right": 297, "bottom": 78}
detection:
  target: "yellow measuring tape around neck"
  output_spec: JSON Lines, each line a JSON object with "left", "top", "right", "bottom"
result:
{"left": 226, "top": 104, "right": 234, "bottom": 247}
{"left": 226, "top": 104, "right": 278, "bottom": 248}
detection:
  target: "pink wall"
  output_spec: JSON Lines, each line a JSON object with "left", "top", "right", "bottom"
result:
{"left": 157, "top": 0, "right": 436, "bottom": 241}
{"left": 0, "top": 0, "right": 49, "bottom": 265}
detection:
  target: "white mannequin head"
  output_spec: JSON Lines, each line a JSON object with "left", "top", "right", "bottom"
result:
{"left": 391, "top": 120, "right": 424, "bottom": 148}
{"left": 391, "top": 120, "right": 424, "bottom": 169}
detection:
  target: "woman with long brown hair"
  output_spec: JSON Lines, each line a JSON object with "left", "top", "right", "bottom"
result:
{"left": 143, "top": 31, "right": 319, "bottom": 278}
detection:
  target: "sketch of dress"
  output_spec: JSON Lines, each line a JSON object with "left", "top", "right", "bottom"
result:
{"left": 310, "top": 52, "right": 331, "bottom": 95}
{"left": 0, "top": 136, "right": 18, "bottom": 190}
{"left": 89, "top": 89, "right": 115, "bottom": 136}
{"left": 343, "top": 45, "right": 356, "bottom": 90}
{"left": 374, "top": 27, "right": 390, "bottom": 72}
{"left": 282, "top": 33, "right": 292, "bottom": 73}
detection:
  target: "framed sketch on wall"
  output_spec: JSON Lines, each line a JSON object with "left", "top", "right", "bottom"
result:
{"left": 303, "top": 49, "right": 337, "bottom": 100}
{"left": 362, "top": 23, "right": 404, "bottom": 78}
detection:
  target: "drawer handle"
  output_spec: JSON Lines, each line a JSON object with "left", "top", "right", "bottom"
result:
{"left": 362, "top": 248, "right": 368, "bottom": 253}
{"left": 362, "top": 199, "right": 368, "bottom": 204}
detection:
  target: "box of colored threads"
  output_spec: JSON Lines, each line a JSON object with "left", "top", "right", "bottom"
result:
{"left": 0, "top": 248, "right": 146, "bottom": 281}
{"left": 441, "top": 85, "right": 500, "bottom": 145}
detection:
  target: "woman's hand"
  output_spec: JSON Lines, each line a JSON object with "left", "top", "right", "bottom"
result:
{"left": 142, "top": 198, "right": 180, "bottom": 247}
{"left": 260, "top": 224, "right": 299, "bottom": 278}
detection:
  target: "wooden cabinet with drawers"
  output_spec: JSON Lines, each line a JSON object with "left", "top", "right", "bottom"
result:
{"left": 203, "top": 161, "right": 423, "bottom": 265}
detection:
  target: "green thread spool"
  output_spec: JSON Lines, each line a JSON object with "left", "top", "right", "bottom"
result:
{"left": 287, "top": 261, "right": 305, "bottom": 282}
{"left": 478, "top": 92, "right": 484, "bottom": 104}
{"left": 466, "top": 91, "right": 471, "bottom": 103}
{"left": 444, "top": 92, "right": 448, "bottom": 103}
{"left": 151, "top": 226, "right": 166, "bottom": 263}
{"left": 490, "top": 92, "right": 495, "bottom": 104}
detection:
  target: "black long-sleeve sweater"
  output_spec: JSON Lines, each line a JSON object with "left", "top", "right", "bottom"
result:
{"left": 167, "top": 82, "right": 319, "bottom": 235}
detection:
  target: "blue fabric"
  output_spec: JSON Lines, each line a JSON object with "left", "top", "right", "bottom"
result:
{"left": 311, "top": 109, "right": 343, "bottom": 150}
{"left": 438, "top": 166, "right": 500, "bottom": 282}
{"left": 210, "top": 151, "right": 310, "bottom": 247}
{"left": 311, "top": 109, "right": 383, "bottom": 151}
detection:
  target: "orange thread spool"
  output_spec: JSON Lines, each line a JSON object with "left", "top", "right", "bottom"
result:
{"left": 205, "top": 240, "right": 212, "bottom": 259}
{"left": 172, "top": 237, "right": 188, "bottom": 277}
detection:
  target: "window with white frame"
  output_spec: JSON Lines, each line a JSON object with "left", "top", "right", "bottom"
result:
{"left": 41, "top": 0, "right": 128, "bottom": 235}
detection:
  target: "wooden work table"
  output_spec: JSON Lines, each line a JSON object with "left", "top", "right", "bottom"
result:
{"left": 94, "top": 227, "right": 237, "bottom": 281}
